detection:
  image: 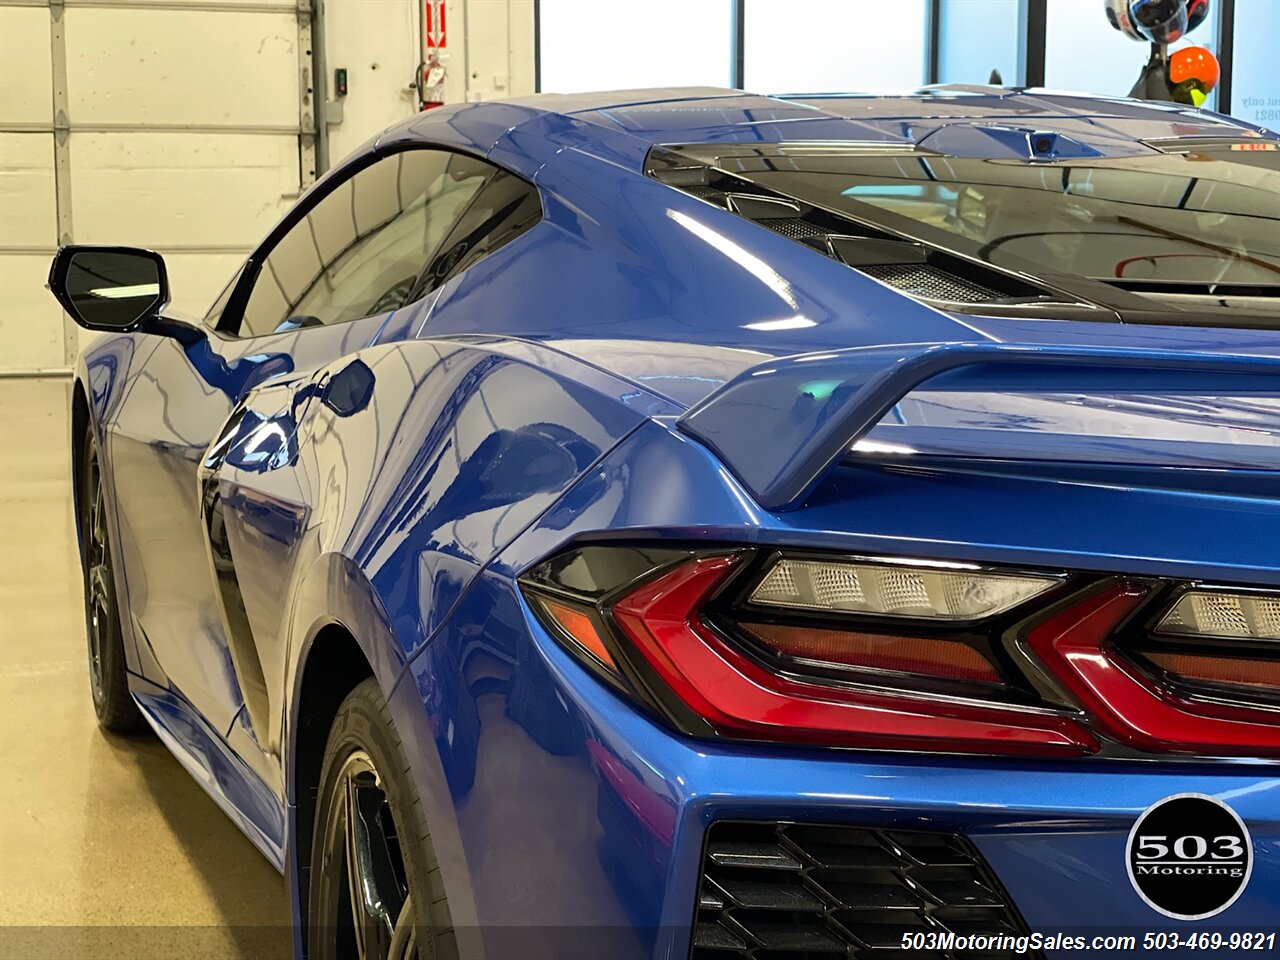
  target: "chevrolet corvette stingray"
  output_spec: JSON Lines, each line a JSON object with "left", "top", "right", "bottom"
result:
{"left": 51, "top": 87, "right": 1279, "bottom": 959}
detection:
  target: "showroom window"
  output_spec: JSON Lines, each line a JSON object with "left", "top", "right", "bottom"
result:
{"left": 1232, "top": 0, "right": 1280, "bottom": 127}
{"left": 537, "top": 0, "right": 734, "bottom": 92}
{"left": 743, "top": 0, "right": 928, "bottom": 92}
{"left": 236, "top": 149, "right": 492, "bottom": 337}
{"left": 937, "top": 0, "right": 1020, "bottom": 86}
{"left": 537, "top": 1, "right": 1262, "bottom": 118}
{"left": 1043, "top": 0, "right": 1219, "bottom": 107}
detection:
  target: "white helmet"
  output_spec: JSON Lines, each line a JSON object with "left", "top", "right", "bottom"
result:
{"left": 1105, "top": 0, "right": 1146, "bottom": 40}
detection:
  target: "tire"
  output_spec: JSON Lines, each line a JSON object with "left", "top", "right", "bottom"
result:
{"left": 308, "top": 677, "right": 457, "bottom": 960}
{"left": 79, "top": 428, "right": 144, "bottom": 733}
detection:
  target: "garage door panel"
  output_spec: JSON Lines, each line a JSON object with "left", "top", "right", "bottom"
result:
{"left": 66, "top": 8, "right": 300, "bottom": 127}
{"left": 164, "top": 252, "right": 247, "bottom": 320}
{"left": 0, "top": 134, "right": 57, "bottom": 248}
{"left": 0, "top": 7, "right": 52, "bottom": 126}
{"left": 72, "top": 133, "right": 298, "bottom": 247}
{"left": 2, "top": 2, "right": 308, "bottom": 373}
{"left": 0, "top": 255, "right": 64, "bottom": 370}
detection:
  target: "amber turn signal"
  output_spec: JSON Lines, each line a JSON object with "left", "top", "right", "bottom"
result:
{"left": 539, "top": 598, "right": 617, "bottom": 669}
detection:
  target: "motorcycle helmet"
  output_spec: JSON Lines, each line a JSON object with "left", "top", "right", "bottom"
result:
{"left": 1185, "top": 0, "right": 1211, "bottom": 34}
{"left": 1129, "top": 0, "right": 1189, "bottom": 44}
{"left": 1105, "top": 0, "right": 1146, "bottom": 40}
{"left": 1169, "top": 45, "right": 1220, "bottom": 91}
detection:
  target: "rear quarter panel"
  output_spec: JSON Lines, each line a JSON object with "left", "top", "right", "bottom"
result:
{"left": 388, "top": 412, "right": 1280, "bottom": 959}
{"left": 198, "top": 335, "right": 671, "bottom": 801}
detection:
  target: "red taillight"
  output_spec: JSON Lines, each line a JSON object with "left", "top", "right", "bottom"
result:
{"left": 1026, "top": 584, "right": 1280, "bottom": 756}
{"left": 739, "top": 622, "right": 1003, "bottom": 684}
{"left": 610, "top": 556, "right": 1097, "bottom": 757}
{"left": 523, "top": 545, "right": 1280, "bottom": 759}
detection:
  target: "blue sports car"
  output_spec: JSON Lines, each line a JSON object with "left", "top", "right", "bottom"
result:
{"left": 51, "top": 87, "right": 1279, "bottom": 959}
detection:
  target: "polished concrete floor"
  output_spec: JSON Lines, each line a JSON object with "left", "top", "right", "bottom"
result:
{"left": 0, "top": 379, "right": 289, "bottom": 958}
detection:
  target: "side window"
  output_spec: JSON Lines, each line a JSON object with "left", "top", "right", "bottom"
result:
{"left": 235, "top": 149, "right": 492, "bottom": 338}
{"left": 422, "top": 170, "right": 542, "bottom": 291}
{"left": 202, "top": 262, "right": 246, "bottom": 329}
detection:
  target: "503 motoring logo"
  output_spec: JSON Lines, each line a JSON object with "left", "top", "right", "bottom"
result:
{"left": 1127, "top": 793, "right": 1254, "bottom": 920}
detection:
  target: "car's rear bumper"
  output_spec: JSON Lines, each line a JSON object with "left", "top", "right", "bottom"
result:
{"left": 393, "top": 570, "right": 1279, "bottom": 960}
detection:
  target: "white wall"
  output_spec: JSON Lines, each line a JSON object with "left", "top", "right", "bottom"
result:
{"left": 0, "top": 0, "right": 306, "bottom": 372}
{"left": 0, "top": 0, "right": 534, "bottom": 374}
{"left": 0, "top": 4, "right": 60, "bottom": 371}
{"left": 446, "top": 0, "right": 536, "bottom": 103}
{"left": 323, "top": 0, "right": 422, "bottom": 165}
{"left": 322, "top": 0, "right": 536, "bottom": 165}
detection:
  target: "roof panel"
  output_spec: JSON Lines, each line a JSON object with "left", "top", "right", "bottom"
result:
{"left": 384, "top": 88, "right": 1272, "bottom": 180}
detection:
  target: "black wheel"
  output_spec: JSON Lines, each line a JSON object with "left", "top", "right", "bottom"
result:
{"left": 309, "top": 678, "right": 457, "bottom": 960}
{"left": 79, "top": 428, "right": 143, "bottom": 733}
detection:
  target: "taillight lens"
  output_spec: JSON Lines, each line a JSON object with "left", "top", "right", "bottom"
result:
{"left": 748, "top": 557, "right": 1059, "bottom": 620}
{"left": 538, "top": 597, "right": 617, "bottom": 670}
{"left": 737, "top": 622, "right": 1003, "bottom": 684}
{"left": 1027, "top": 584, "right": 1280, "bottom": 755}
{"left": 732, "top": 557, "right": 1053, "bottom": 696}
{"left": 610, "top": 556, "right": 1094, "bottom": 756}
{"left": 1143, "top": 651, "right": 1280, "bottom": 691}
{"left": 1119, "top": 586, "right": 1280, "bottom": 726}
{"left": 1156, "top": 589, "right": 1280, "bottom": 641}
{"left": 522, "top": 547, "right": 1095, "bottom": 757}
{"left": 520, "top": 546, "right": 1280, "bottom": 759}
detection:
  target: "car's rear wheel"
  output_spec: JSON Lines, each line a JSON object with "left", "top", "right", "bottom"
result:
{"left": 79, "top": 429, "right": 143, "bottom": 733}
{"left": 308, "top": 678, "right": 457, "bottom": 960}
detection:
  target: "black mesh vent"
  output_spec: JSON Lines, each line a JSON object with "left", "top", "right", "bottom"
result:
{"left": 682, "top": 184, "right": 727, "bottom": 202}
{"left": 752, "top": 218, "right": 829, "bottom": 241}
{"left": 692, "top": 821, "right": 1040, "bottom": 959}
{"left": 859, "top": 264, "right": 1003, "bottom": 304}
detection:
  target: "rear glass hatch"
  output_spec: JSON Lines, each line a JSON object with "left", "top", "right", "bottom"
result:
{"left": 647, "top": 138, "right": 1280, "bottom": 328}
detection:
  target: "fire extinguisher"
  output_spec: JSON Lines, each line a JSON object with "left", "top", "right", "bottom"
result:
{"left": 417, "top": 55, "right": 446, "bottom": 111}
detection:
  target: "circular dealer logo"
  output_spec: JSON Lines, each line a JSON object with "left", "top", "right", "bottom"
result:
{"left": 1127, "top": 793, "right": 1253, "bottom": 920}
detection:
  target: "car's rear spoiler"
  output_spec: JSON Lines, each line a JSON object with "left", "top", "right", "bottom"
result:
{"left": 677, "top": 341, "right": 1280, "bottom": 511}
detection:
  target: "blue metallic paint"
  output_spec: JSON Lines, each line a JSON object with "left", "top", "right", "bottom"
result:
{"left": 678, "top": 342, "right": 1280, "bottom": 510}
{"left": 393, "top": 543, "right": 1279, "bottom": 959}
{"left": 68, "top": 87, "right": 1279, "bottom": 957}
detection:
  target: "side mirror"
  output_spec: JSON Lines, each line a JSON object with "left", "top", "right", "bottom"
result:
{"left": 48, "top": 246, "right": 169, "bottom": 332}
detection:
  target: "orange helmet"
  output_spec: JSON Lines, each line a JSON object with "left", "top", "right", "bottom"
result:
{"left": 1169, "top": 46, "right": 1220, "bottom": 92}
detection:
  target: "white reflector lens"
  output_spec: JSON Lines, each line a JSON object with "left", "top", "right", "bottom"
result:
{"left": 749, "top": 559, "right": 1059, "bottom": 620}
{"left": 1157, "top": 591, "right": 1280, "bottom": 641}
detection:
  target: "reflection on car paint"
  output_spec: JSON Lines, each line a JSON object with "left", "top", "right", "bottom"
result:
{"left": 69, "top": 89, "right": 1280, "bottom": 959}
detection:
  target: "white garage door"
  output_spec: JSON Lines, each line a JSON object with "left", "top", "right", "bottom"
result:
{"left": 0, "top": 0, "right": 319, "bottom": 373}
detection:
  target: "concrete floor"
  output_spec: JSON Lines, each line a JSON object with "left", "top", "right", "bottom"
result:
{"left": 0, "top": 379, "right": 290, "bottom": 959}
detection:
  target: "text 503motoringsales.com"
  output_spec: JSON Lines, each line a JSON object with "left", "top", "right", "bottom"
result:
{"left": 900, "top": 931, "right": 1279, "bottom": 954}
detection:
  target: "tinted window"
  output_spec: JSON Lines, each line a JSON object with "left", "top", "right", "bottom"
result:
{"left": 421, "top": 170, "right": 542, "bottom": 291}
{"left": 236, "top": 149, "right": 491, "bottom": 337}
{"left": 832, "top": 153, "right": 1280, "bottom": 288}
{"left": 703, "top": 147, "right": 1280, "bottom": 288}
{"left": 203, "top": 262, "right": 246, "bottom": 329}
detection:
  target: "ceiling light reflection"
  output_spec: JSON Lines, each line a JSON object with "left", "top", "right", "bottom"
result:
{"left": 852, "top": 438, "right": 918, "bottom": 456}
{"left": 88, "top": 283, "right": 159, "bottom": 300}
{"left": 742, "top": 316, "right": 817, "bottom": 331}
{"left": 668, "top": 209, "right": 799, "bottom": 309}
